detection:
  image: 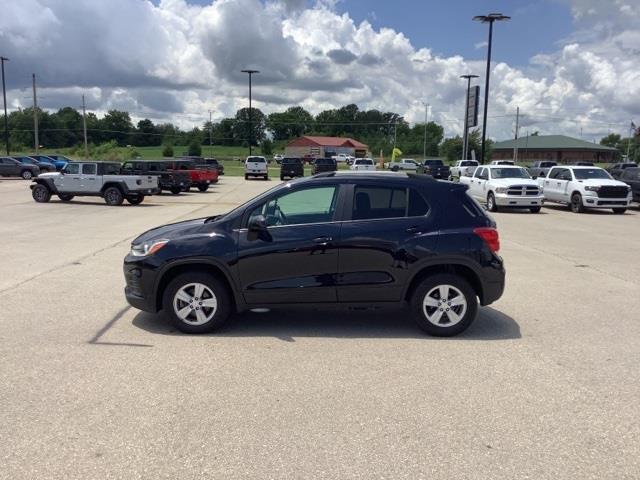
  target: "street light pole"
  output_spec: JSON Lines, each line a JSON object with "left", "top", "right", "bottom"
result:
{"left": 421, "top": 102, "right": 429, "bottom": 159}
{"left": 473, "top": 13, "right": 510, "bottom": 163}
{"left": 208, "top": 109, "right": 213, "bottom": 157}
{"left": 460, "top": 74, "right": 479, "bottom": 160}
{"left": 1, "top": 56, "right": 9, "bottom": 155}
{"left": 241, "top": 69, "right": 259, "bottom": 156}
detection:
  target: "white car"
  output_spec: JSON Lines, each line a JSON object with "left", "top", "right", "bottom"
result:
{"left": 385, "top": 158, "right": 420, "bottom": 171}
{"left": 244, "top": 156, "right": 268, "bottom": 180}
{"left": 540, "top": 166, "right": 632, "bottom": 213}
{"left": 332, "top": 153, "right": 353, "bottom": 163}
{"left": 450, "top": 160, "right": 480, "bottom": 180}
{"left": 460, "top": 165, "right": 544, "bottom": 213}
{"left": 350, "top": 158, "right": 376, "bottom": 171}
{"left": 490, "top": 160, "right": 515, "bottom": 165}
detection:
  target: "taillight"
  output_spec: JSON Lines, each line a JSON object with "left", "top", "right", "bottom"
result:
{"left": 474, "top": 227, "right": 500, "bottom": 254}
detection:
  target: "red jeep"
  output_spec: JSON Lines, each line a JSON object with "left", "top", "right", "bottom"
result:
{"left": 166, "top": 160, "right": 218, "bottom": 192}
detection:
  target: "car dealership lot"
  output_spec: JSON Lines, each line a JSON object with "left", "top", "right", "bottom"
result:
{"left": 1, "top": 177, "right": 639, "bottom": 479}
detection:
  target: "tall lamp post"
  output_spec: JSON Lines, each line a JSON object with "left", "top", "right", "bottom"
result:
{"left": 1, "top": 56, "right": 9, "bottom": 155}
{"left": 460, "top": 74, "right": 479, "bottom": 160}
{"left": 241, "top": 69, "right": 259, "bottom": 156}
{"left": 473, "top": 13, "right": 510, "bottom": 163}
{"left": 421, "top": 101, "right": 430, "bottom": 159}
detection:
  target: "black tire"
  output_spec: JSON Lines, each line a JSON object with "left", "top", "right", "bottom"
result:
{"left": 170, "top": 187, "right": 182, "bottom": 195}
{"left": 58, "top": 193, "right": 74, "bottom": 202}
{"left": 487, "top": 192, "right": 498, "bottom": 212}
{"left": 197, "top": 184, "right": 209, "bottom": 192}
{"left": 126, "top": 194, "right": 144, "bottom": 205}
{"left": 162, "top": 272, "right": 231, "bottom": 334}
{"left": 264, "top": 175, "right": 269, "bottom": 180}
{"left": 280, "top": 175, "right": 285, "bottom": 181}
{"left": 530, "top": 206, "right": 541, "bottom": 213}
{"left": 244, "top": 174, "right": 249, "bottom": 180}
{"left": 32, "top": 184, "right": 51, "bottom": 203}
{"left": 21, "top": 170, "right": 34, "bottom": 180}
{"left": 103, "top": 186, "right": 124, "bottom": 206}
{"left": 570, "top": 193, "right": 584, "bottom": 213}
{"left": 410, "top": 273, "right": 478, "bottom": 336}
{"left": 391, "top": 166, "right": 399, "bottom": 172}
{"left": 612, "top": 208, "right": 626, "bottom": 214}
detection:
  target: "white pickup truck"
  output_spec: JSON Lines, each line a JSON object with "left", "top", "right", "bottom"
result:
{"left": 540, "top": 166, "right": 632, "bottom": 213}
{"left": 460, "top": 165, "right": 544, "bottom": 213}
{"left": 331, "top": 153, "right": 353, "bottom": 163}
{"left": 384, "top": 158, "right": 420, "bottom": 171}
{"left": 244, "top": 156, "right": 268, "bottom": 180}
{"left": 450, "top": 160, "right": 479, "bottom": 180}
{"left": 350, "top": 158, "right": 376, "bottom": 171}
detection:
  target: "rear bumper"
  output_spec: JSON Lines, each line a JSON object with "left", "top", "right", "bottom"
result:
{"left": 481, "top": 259, "right": 506, "bottom": 306}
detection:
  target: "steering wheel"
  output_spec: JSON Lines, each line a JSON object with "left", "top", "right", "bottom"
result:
{"left": 273, "top": 205, "right": 287, "bottom": 226}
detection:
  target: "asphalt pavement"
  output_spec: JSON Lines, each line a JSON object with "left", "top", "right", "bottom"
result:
{"left": 0, "top": 176, "right": 638, "bottom": 479}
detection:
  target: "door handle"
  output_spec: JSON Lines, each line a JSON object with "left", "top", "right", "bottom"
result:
{"left": 313, "top": 236, "right": 332, "bottom": 245}
{"left": 406, "top": 226, "right": 420, "bottom": 234}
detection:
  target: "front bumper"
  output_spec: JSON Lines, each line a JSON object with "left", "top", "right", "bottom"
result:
{"left": 582, "top": 194, "right": 632, "bottom": 208}
{"left": 495, "top": 193, "right": 544, "bottom": 207}
{"left": 123, "top": 259, "right": 159, "bottom": 312}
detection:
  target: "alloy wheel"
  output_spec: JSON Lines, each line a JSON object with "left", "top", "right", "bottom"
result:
{"left": 422, "top": 284, "right": 467, "bottom": 327}
{"left": 173, "top": 282, "right": 218, "bottom": 326}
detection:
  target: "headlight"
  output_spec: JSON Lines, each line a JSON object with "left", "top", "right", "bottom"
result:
{"left": 495, "top": 187, "right": 508, "bottom": 193}
{"left": 130, "top": 239, "right": 169, "bottom": 257}
{"left": 585, "top": 186, "right": 600, "bottom": 192}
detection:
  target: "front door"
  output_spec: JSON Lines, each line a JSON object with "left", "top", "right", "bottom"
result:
{"left": 54, "top": 163, "right": 81, "bottom": 191}
{"left": 237, "top": 185, "right": 342, "bottom": 304}
{"left": 337, "top": 184, "right": 437, "bottom": 302}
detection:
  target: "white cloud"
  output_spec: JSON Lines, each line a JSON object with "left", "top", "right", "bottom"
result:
{"left": 0, "top": 0, "right": 638, "bottom": 141}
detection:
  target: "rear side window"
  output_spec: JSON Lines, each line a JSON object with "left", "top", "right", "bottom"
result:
{"left": 82, "top": 164, "right": 96, "bottom": 175}
{"left": 352, "top": 186, "right": 429, "bottom": 220}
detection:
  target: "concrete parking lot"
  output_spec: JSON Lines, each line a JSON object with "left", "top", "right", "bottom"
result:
{"left": 0, "top": 176, "right": 639, "bottom": 479}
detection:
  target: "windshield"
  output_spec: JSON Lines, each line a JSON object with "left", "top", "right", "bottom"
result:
{"left": 492, "top": 167, "right": 531, "bottom": 179}
{"left": 315, "top": 158, "right": 333, "bottom": 164}
{"left": 573, "top": 168, "right": 611, "bottom": 180}
{"left": 461, "top": 161, "right": 478, "bottom": 167}
{"left": 282, "top": 158, "right": 301, "bottom": 165}
{"left": 247, "top": 157, "right": 266, "bottom": 163}
{"left": 356, "top": 159, "right": 373, "bottom": 165}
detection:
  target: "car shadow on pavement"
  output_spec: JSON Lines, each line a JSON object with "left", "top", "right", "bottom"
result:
{"left": 132, "top": 306, "right": 520, "bottom": 341}
{"left": 542, "top": 204, "right": 635, "bottom": 215}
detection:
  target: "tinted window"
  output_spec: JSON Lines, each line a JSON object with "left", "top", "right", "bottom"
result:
{"left": 492, "top": 167, "right": 530, "bottom": 179}
{"left": 249, "top": 186, "right": 338, "bottom": 227}
{"left": 424, "top": 160, "right": 443, "bottom": 166}
{"left": 247, "top": 157, "right": 266, "bottom": 163}
{"left": 460, "top": 161, "right": 478, "bottom": 167}
{"left": 64, "top": 163, "right": 80, "bottom": 174}
{"left": 353, "top": 186, "right": 405, "bottom": 220}
{"left": 573, "top": 168, "right": 611, "bottom": 179}
{"left": 103, "top": 163, "right": 121, "bottom": 175}
{"left": 82, "top": 164, "right": 96, "bottom": 175}
{"left": 408, "top": 189, "right": 429, "bottom": 216}
{"left": 355, "top": 159, "right": 373, "bottom": 165}
{"left": 282, "top": 158, "right": 301, "bottom": 165}
{"left": 148, "top": 162, "right": 165, "bottom": 172}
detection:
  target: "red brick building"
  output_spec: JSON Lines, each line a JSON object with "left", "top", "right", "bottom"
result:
{"left": 285, "top": 136, "right": 369, "bottom": 158}
{"left": 492, "top": 135, "right": 618, "bottom": 163}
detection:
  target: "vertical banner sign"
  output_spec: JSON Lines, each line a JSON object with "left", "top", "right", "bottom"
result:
{"left": 466, "top": 86, "right": 480, "bottom": 128}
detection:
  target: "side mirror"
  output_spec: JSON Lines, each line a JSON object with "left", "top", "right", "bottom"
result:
{"left": 247, "top": 215, "right": 270, "bottom": 241}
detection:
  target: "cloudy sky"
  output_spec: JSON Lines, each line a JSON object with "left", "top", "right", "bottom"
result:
{"left": 1, "top": 0, "right": 639, "bottom": 141}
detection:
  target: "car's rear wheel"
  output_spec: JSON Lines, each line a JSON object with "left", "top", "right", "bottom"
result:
{"left": 32, "top": 184, "right": 51, "bottom": 203}
{"left": 570, "top": 193, "right": 584, "bottom": 213}
{"left": 410, "top": 274, "right": 478, "bottom": 336}
{"left": 126, "top": 194, "right": 144, "bottom": 205}
{"left": 103, "top": 186, "right": 124, "bottom": 206}
{"left": 197, "top": 184, "right": 209, "bottom": 192}
{"left": 244, "top": 174, "right": 249, "bottom": 180}
{"left": 170, "top": 187, "right": 181, "bottom": 195}
{"left": 530, "top": 206, "right": 541, "bottom": 213}
{"left": 612, "top": 208, "right": 626, "bottom": 214}
{"left": 487, "top": 192, "right": 498, "bottom": 212}
{"left": 58, "top": 193, "right": 74, "bottom": 202}
{"left": 163, "top": 272, "right": 231, "bottom": 334}
{"left": 264, "top": 174, "right": 269, "bottom": 180}
{"left": 21, "top": 170, "right": 33, "bottom": 180}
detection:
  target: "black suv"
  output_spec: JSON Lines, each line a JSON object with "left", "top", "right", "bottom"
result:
{"left": 280, "top": 157, "right": 304, "bottom": 180}
{"left": 121, "top": 160, "right": 192, "bottom": 194}
{"left": 124, "top": 172, "right": 505, "bottom": 337}
{"left": 312, "top": 157, "right": 337, "bottom": 175}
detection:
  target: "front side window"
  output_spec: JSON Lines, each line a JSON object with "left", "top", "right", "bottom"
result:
{"left": 64, "top": 163, "right": 80, "bottom": 174}
{"left": 248, "top": 186, "right": 338, "bottom": 227}
{"left": 82, "top": 164, "right": 96, "bottom": 175}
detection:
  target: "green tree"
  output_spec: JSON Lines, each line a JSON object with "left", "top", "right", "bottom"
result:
{"left": 55, "top": 107, "right": 83, "bottom": 147}
{"left": 440, "top": 136, "right": 463, "bottom": 161}
{"left": 134, "top": 119, "right": 156, "bottom": 147}
{"left": 101, "top": 110, "right": 133, "bottom": 146}
{"left": 187, "top": 139, "right": 202, "bottom": 156}
{"left": 162, "top": 144, "right": 174, "bottom": 157}
{"left": 261, "top": 138, "right": 273, "bottom": 155}
{"left": 600, "top": 133, "right": 621, "bottom": 148}
{"left": 234, "top": 108, "right": 266, "bottom": 146}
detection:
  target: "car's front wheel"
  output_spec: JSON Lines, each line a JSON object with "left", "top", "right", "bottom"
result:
{"left": 530, "top": 206, "right": 541, "bottom": 213}
{"left": 170, "top": 187, "right": 182, "bottom": 195}
{"left": 487, "top": 192, "right": 498, "bottom": 212}
{"left": 32, "top": 184, "right": 51, "bottom": 203}
{"left": 612, "top": 208, "right": 626, "bottom": 214}
{"left": 163, "top": 272, "right": 231, "bottom": 334}
{"left": 410, "top": 274, "right": 478, "bottom": 336}
{"left": 570, "top": 193, "right": 584, "bottom": 213}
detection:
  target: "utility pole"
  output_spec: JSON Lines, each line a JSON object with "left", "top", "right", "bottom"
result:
{"left": 32, "top": 74, "right": 39, "bottom": 154}
{"left": 460, "top": 74, "right": 479, "bottom": 160}
{"left": 473, "top": 13, "right": 510, "bottom": 163}
{"left": 513, "top": 106, "right": 519, "bottom": 162}
{"left": 241, "top": 69, "right": 259, "bottom": 156}
{"left": 1, "top": 56, "right": 9, "bottom": 155}
{"left": 81, "top": 95, "right": 88, "bottom": 159}
{"left": 393, "top": 115, "right": 398, "bottom": 151}
{"left": 208, "top": 110, "right": 213, "bottom": 156}
{"left": 422, "top": 102, "right": 430, "bottom": 159}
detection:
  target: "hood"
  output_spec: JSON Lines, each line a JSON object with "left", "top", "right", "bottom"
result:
{"left": 133, "top": 218, "right": 208, "bottom": 245}
{"left": 491, "top": 178, "right": 538, "bottom": 187}
{"left": 577, "top": 179, "right": 627, "bottom": 187}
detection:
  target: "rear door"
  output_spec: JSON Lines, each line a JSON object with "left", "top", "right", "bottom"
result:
{"left": 543, "top": 168, "right": 562, "bottom": 201}
{"left": 0, "top": 158, "right": 16, "bottom": 175}
{"left": 80, "top": 163, "right": 99, "bottom": 192}
{"left": 336, "top": 183, "right": 436, "bottom": 302}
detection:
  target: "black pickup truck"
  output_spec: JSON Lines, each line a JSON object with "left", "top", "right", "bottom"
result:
{"left": 419, "top": 159, "right": 450, "bottom": 179}
{"left": 280, "top": 157, "right": 304, "bottom": 180}
{"left": 121, "top": 160, "right": 191, "bottom": 194}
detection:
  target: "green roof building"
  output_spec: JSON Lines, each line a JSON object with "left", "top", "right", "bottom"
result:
{"left": 492, "top": 135, "right": 618, "bottom": 164}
